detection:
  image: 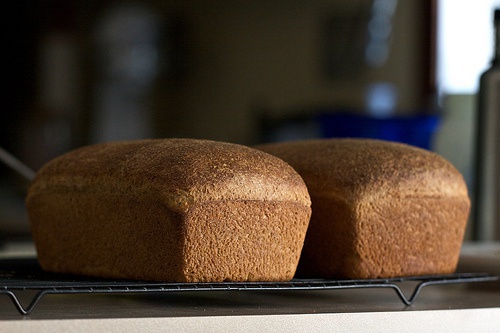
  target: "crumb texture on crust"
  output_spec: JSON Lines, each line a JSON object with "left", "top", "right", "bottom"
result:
{"left": 182, "top": 201, "right": 310, "bottom": 282}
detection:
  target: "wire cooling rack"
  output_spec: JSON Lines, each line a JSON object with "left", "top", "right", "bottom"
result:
{"left": 1, "top": 258, "right": 498, "bottom": 315}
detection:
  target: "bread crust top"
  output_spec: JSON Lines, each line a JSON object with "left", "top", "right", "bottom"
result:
{"left": 27, "top": 139, "right": 311, "bottom": 213}
{"left": 256, "top": 138, "right": 469, "bottom": 202}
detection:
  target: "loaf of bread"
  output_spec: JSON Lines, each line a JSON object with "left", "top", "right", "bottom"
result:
{"left": 26, "top": 138, "right": 312, "bottom": 282}
{"left": 256, "top": 138, "right": 470, "bottom": 279}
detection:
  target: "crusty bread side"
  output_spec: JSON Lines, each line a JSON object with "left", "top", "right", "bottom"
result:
{"left": 27, "top": 139, "right": 312, "bottom": 282}
{"left": 256, "top": 138, "right": 470, "bottom": 279}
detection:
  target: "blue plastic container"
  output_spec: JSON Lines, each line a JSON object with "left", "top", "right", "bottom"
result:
{"left": 316, "top": 112, "right": 441, "bottom": 150}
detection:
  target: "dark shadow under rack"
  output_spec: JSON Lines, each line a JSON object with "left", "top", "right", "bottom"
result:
{"left": 1, "top": 258, "right": 498, "bottom": 315}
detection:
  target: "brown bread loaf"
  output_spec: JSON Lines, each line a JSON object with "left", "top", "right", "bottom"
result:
{"left": 26, "top": 138, "right": 312, "bottom": 282}
{"left": 256, "top": 138, "right": 470, "bottom": 279}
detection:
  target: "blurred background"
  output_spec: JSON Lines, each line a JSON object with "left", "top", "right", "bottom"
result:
{"left": 0, "top": 0, "right": 497, "bottom": 240}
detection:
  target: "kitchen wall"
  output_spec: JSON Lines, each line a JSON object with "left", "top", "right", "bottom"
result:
{"left": 0, "top": 0, "right": 434, "bottom": 237}
{"left": 3, "top": 0, "right": 433, "bottom": 156}
{"left": 147, "top": 0, "right": 431, "bottom": 144}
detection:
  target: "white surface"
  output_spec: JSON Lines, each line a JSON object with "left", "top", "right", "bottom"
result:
{"left": 0, "top": 241, "right": 36, "bottom": 259}
{"left": 1, "top": 309, "right": 499, "bottom": 333}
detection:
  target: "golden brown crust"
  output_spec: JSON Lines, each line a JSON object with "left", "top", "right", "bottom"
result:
{"left": 256, "top": 138, "right": 470, "bottom": 278}
{"left": 257, "top": 138, "right": 468, "bottom": 200}
{"left": 29, "top": 139, "right": 311, "bottom": 213}
{"left": 27, "top": 138, "right": 312, "bottom": 282}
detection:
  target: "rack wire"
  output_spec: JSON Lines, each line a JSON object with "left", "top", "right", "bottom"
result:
{"left": 1, "top": 258, "right": 498, "bottom": 315}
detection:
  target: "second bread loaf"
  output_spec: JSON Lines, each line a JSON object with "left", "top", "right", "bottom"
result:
{"left": 257, "top": 138, "right": 470, "bottom": 279}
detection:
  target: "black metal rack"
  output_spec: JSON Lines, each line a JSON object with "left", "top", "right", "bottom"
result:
{"left": 1, "top": 258, "right": 498, "bottom": 315}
